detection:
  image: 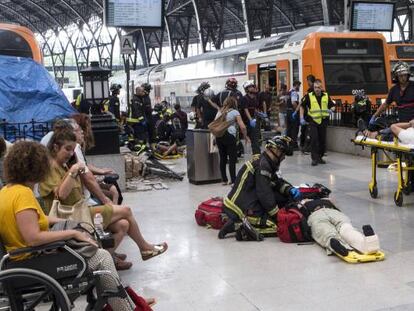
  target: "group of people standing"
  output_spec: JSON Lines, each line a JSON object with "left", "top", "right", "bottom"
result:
{"left": 191, "top": 78, "right": 272, "bottom": 184}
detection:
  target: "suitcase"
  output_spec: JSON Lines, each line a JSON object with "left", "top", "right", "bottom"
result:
{"left": 195, "top": 197, "right": 228, "bottom": 230}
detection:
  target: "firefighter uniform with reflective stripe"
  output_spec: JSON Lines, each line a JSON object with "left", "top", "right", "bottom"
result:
{"left": 127, "top": 95, "right": 148, "bottom": 143}
{"left": 301, "top": 91, "right": 334, "bottom": 163}
{"left": 223, "top": 153, "right": 293, "bottom": 233}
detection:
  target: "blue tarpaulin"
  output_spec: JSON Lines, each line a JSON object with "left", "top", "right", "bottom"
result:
{"left": 0, "top": 55, "right": 76, "bottom": 141}
{"left": 0, "top": 55, "right": 75, "bottom": 123}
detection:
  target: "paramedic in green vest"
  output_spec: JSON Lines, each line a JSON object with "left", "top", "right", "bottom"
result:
{"left": 127, "top": 86, "right": 148, "bottom": 146}
{"left": 218, "top": 136, "right": 302, "bottom": 239}
{"left": 300, "top": 79, "right": 335, "bottom": 166}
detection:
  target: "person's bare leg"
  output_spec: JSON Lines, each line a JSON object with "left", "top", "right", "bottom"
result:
{"left": 109, "top": 205, "right": 163, "bottom": 252}
{"left": 109, "top": 185, "right": 119, "bottom": 204}
{"left": 107, "top": 219, "right": 129, "bottom": 252}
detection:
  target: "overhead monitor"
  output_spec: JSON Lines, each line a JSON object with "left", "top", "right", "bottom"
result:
{"left": 104, "top": 0, "right": 164, "bottom": 28}
{"left": 350, "top": 1, "right": 395, "bottom": 32}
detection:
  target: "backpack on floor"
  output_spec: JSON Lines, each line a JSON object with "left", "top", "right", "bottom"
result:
{"left": 277, "top": 206, "right": 312, "bottom": 243}
{"left": 195, "top": 197, "right": 228, "bottom": 230}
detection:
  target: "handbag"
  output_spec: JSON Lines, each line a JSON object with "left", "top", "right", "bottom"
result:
{"left": 49, "top": 198, "right": 93, "bottom": 225}
{"left": 208, "top": 109, "right": 232, "bottom": 137}
{"left": 48, "top": 170, "right": 93, "bottom": 225}
{"left": 51, "top": 220, "right": 98, "bottom": 258}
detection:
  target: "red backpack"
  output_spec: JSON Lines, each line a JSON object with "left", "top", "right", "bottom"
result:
{"left": 195, "top": 197, "right": 228, "bottom": 230}
{"left": 277, "top": 207, "right": 312, "bottom": 243}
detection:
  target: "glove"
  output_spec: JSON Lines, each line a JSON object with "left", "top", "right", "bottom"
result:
{"left": 289, "top": 187, "right": 302, "bottom": 200}
{"left": 249, "top": 119, "right": 257, "bottom": 128}
{"left": 292, "top": 111, "right": 298, "bottom": 120}
{"left": 300, "top": 118, "right": 307, "bottom": 126}
{"left": 369, "top": 115, "right": 376, "bottom": 126}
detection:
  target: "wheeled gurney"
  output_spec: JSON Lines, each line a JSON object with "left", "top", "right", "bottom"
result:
{"left": 352, "top": 135, "right": 414, "bottom": 206}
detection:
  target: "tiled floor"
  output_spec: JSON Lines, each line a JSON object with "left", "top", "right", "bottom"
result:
{"left": 113, "top": 151, "right": 414, "bottom": 311}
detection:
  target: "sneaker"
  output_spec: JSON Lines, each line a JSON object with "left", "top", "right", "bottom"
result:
{"left": 362, "top": 225, "right": 380, "bottom": 254}
{"left": 330, "top": 238, "right": 349, "bottom": 257}
{"left": 218, "top": 220, "right": 235, "bottom": 239}
{"left": 311, "top": 160, "right": 318, "bottom": 166}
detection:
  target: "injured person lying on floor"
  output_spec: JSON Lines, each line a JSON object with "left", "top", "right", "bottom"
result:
{"left": 297, "top": 198, "right": 380, "bottom": 257}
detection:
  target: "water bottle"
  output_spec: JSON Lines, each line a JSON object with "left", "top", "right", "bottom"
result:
{"left": 94, "top": 212, "right": 104, "bottom": 234}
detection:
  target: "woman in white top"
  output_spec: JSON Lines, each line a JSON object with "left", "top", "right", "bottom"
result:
{"left": 216, "top": 96, "right": 249, "bottom": 185}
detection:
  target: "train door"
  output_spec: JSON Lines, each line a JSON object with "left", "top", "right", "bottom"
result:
{"left": 247, "top": 64, "right": 258, "bottom": 85}
{"left": 276, "top": 60, "right": 290, "bottom": 90}
{"left": 258, "top": 63, "right": 277, "bottom": 91}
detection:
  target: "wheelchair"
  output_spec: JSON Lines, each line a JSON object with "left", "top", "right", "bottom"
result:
{"left": 0, "top": 238, "right": 130, "bottom": 310}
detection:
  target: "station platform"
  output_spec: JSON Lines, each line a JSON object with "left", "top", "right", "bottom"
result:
{"left": 111, "top": 151, "right": 414, "bottom": 311}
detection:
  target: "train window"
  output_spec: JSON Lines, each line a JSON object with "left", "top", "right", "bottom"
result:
{"left": 396, "top": 45, "right": 414, "bottom": 59}
{"left": 321, "top": 38, "right": 388, "bottom": 95}
{"left": 292, "top": 59, "right": 299, "bottom": 82}
{"left": 0, "top": 29, "right": 33, "bottom": 59}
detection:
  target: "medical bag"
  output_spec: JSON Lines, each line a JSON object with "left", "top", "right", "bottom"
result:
{"left": 298, "top": 183, "right": 331, "bottom": 200}
{"left": 195, "top": 197, "right": 227, "bottom": 230}
{"left": 277, "top": 207, "right": 312, "bottom": 243}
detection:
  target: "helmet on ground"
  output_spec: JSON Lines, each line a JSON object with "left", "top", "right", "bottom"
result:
{"left": 141, "top": 83, "right": 152, "bottom": 93}
{"left": 197, "top": 81, "right": 211, "bottom": 94}
{"left": 225, "top": 77, "right": 238, "bottom": 90}
{"left": 203, "top": 88, "right": 215, "bottom": 98}
{"left": 110, "top": 84, "right": 122, "bottom": 92}
{"left": 266, "top": 135, "right": 293, "bottom": 156}
{"left": 242, "top": 80, "right": 255, "bottom": 91}
{"left": 392, "top": 61, "right": 410, "bottom": 77}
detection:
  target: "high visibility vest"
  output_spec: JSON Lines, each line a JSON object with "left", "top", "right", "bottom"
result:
{"left": 308, "top": 92, "right": 329, "bottom": 124}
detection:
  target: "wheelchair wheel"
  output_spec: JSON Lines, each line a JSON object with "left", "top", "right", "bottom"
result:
{"left": 0, "top": 268, "right": 71, "bottom": 311}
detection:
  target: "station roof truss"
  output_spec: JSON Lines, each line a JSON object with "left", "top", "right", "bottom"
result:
{"left": 0, "top": 0, "right": 413, "bottom": 86}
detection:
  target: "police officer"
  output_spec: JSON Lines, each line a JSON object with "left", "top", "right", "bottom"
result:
{"left": 371, "top": 61, "right": 414, "bottom": 123}
{"left": 300, "top": 79, "right": 335, "bottom": 166}
{"left": 127, "top": 86, "right": 148, "bottom": 147}
{"left": 239, "top": 80, "right": 262, "bottom": 155}
{"left": 105, "top": 84, "right": 122, "bottom": 121}
{"left": 286, "top": 80, "right": 301, "bottom": 149}
{"left": 218, "top": 136, "right": 302, "bottom": 239}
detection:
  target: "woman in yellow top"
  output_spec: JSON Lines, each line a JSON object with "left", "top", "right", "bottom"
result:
{"left": 39, "top": 129, "right": 167, "bottom": 261}
{"left": 0, "top": 141, "right": 135, "bottom": 310}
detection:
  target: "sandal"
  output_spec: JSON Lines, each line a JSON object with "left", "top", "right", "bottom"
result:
{"left": 141, "top": 243, "right": 168, "bottom": 261}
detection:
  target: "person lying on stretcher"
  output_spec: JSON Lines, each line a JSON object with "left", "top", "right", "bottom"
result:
{"left": 361, "top": 119, "right": 414, "bottom": 145}
{"left": 297, "top": 198, "right": 380, "bottom": 257}
{"left": 357, "top": 115, "right": 399, "bottom": 142}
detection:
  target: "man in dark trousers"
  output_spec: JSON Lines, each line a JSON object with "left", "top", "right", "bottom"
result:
{"left": 127, "top": 86, "right": 148, "bottom": 147}
{"left": 240, "top": 80, "right": 261, "bottom": 155}
{"left": 300, "top": 79, "right": 335, "bottom": 166}
{"left": 105, "top": 84, "right": 122, "bottom": 121}
{"left": 218, "top": 136, "right": 301, "bottom": 239}
{"left": 141, "top": 83, "right": 154, "bottom": 143}
{"left": 299, "top": 75, "right": 316, "bottom": 153}
{"left": 286, "top": 80, "right": 301, "bottom": 149}
{"left": 191, "top": 82, "right": 210, "bottom": 128}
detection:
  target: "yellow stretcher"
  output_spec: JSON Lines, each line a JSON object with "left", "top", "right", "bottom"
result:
{"left": 335, "top": 250, "right": 385, "bottom": 264}
{"left": 352, "top": 135, "right": 414, "bottom": 206}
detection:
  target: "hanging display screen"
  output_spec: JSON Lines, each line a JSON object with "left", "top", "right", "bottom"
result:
{"left": 350, "top": 1, "right": 395, "bottom": 32}
{"left": 104, "top": 0, "right": 163, "bottom": 28}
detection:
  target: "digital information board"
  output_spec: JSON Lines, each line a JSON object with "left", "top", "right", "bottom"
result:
{"left": 105, "top": 0, "right": 163, "bottom": 28}
{"left": 350, "top": 1, "right": 395, "bottom": 32}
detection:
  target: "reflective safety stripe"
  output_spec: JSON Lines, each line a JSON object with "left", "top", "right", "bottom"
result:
{"left": 260, "top": 170, "right": 272, "bottom": 178}
{"left": 280, "top": 184, "right": 290, "bottom": 194}
{"left": 268, "top": 206, "right": 278, "bottom": 216}
{"left": 127, "top": 116, "right": 144, "bottom": 123}
{"left": 224, "top": 197, "right": 245, "bottom": 220}
{"left": 76, "top": 94, "right": 82, "bottom": 107}
{"left": 103, "top": 99, "right": 110, "bottom": 112}
{"left": 308, "top": 92, "right": 329, "bottom": 124}
{"left": 246, "top": 216, "right": 277, "bottom": 234}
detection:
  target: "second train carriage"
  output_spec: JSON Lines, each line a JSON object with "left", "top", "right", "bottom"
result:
{"left": 112, "top": 26, "right": 392, "bottom": 110}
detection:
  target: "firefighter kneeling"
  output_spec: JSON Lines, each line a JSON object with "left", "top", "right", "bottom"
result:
{"left": 219, "top": 136, "right": 302, "bottom": 240}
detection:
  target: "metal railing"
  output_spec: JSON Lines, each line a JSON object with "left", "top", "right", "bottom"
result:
{"left": 328, "top": 102, "right": 397, "bottom": 128}
{"left": 0, "top": 119, "right": 50, "bottom": 142}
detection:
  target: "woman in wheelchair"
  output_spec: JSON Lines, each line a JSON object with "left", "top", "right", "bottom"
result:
{"left": 0, "top": 141, "right": 138, "bottom": 310}
{"left": 40, "top": 130, "right": 168, "bottom": 262}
